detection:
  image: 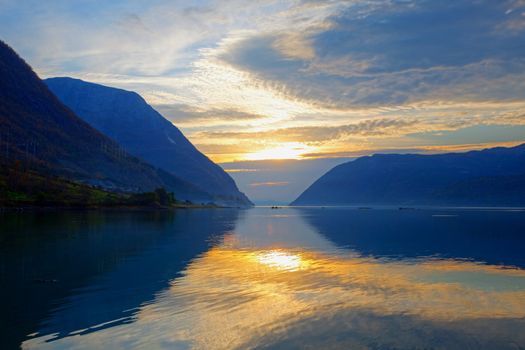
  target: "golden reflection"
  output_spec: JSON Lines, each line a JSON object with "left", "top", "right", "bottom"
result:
{"left": 135, "top": 248, "right": 525, "bottom": 349}
{"left": 183, "top": 247, "right": 525, "bottom": 321}
{"left": 23, "top": 244, "right": 525, "bottom": 350}
{"left": 254, "top": 250, "right": 306, "bottom": 271}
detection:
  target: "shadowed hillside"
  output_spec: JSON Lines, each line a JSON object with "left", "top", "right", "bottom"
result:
{"left": 0, "top": 40, "right": 211, "bottom": 202}
{"left": 45, "top": 77, "right": 252, "bottom": 207}
{"left": 292, "top": 144, "right": 525, "bottom": 206}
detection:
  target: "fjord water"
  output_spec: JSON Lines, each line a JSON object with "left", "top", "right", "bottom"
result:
{"left": 1, "top": 208, "right": 525, "bottom": 349}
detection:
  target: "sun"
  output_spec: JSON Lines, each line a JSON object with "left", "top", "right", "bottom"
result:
{"left": 244, "top": 142, "right": 314, "bottom": 161}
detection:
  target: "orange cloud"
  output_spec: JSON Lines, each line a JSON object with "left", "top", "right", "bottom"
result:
{"left": 250, "top": 181, "right": 289, "bottom": 187}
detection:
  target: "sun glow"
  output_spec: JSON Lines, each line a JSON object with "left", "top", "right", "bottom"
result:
{"left": 244, "top": 142, "right": 314, "bottom": 161}
{"left": 255, "top": 250, "right": 306, "bottom": 271}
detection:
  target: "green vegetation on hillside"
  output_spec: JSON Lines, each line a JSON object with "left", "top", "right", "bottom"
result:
{"left": 0, "top": 162, "right": 196, "bottom": 208}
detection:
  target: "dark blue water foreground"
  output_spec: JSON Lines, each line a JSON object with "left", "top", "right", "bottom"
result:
{"left": 1, "top": 207, "right": 525, "bottom": 349}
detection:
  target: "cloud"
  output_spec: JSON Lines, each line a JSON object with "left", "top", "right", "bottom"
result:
{"left": 154, "top": 104, "right": 267, "bottom": 128}
{"left": 198, "top": 118, "right": 419, "bottom": 143}
{"left": 211, "top": 0, "right": 525, "bottom": 108}
{"left": 225, "top": 168, "right": 260, "bottom": 173}
{"left": 0, "top": 0, "right": 292, "bottom": 76}
{"left": 249, "top": 181, "right": 289, "bottom": 187}
{"left": 195, "top": 109, "right": 525, "bottom": 145}
{"left": 2, "top": 0, "right": 525, "bottom": 164}
{"left": 272, "top": 32, "right": 315, "bottom": 61}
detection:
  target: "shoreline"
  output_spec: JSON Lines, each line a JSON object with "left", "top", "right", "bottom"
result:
{"left": 285, "top": 205, "right": 525, "bottom": 211}
{"left": 0, "top": 203, "right": 235, "bottom": 212}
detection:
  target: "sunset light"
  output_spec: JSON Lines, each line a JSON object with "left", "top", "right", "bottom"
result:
{"left": 2, "top": 1, "right": 525, "bottom": 348}
{"left": 255, "top": 250, "right": 306, "bottom": 271}
{"left": 244, "top": 143, "right": 314, "bottom": 161}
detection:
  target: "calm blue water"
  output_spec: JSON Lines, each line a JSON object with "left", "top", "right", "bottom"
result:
{"left": 1, "top": 207, "right": 525, "bottom": 349}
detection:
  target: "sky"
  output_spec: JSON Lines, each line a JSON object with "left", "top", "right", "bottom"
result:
{"left": 1, "top": 0, "right": 525, "bottom": 203}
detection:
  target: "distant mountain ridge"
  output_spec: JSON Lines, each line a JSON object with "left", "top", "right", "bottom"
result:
{"left": 0, "top": 39, "right": 211, "bottom": 202}
{"left": 292, "top": 144, "right": 525, "bottom": 206}
{"left": 45, "top": 77, "right": 252, "bottom": 207}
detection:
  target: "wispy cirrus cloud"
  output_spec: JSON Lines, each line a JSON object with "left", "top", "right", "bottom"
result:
{"left": 197, "top": 118, "right": 420, "bottom": 143}
{"left": 154, "top": 104, "right": 267, "bottom": 128}
{"left": 194, "top": 105, "right": 525, "bottom": 145}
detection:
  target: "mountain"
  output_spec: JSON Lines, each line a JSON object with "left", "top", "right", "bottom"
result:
{"left": 44, "top": 77, "right": 252, "bottom": 207}
{"left": 0, "top": 40, "right": 211, "bottom": 202}
{"left": 292, "top": 144, "right": 525, "bottom": 206}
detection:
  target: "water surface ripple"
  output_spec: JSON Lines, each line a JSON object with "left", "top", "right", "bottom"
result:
{"left": 1, "top": 207, "right": 525, "bottom": 349}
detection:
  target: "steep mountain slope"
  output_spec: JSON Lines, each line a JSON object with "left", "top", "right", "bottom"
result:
{"left": 45, "top": 77, "right": 252, "bottom": 206}
{"left": 0, "top": 40, "right": 210, "bottom": 202}
{"left": 292, "top": 144, "right": 525, "bottom": 206}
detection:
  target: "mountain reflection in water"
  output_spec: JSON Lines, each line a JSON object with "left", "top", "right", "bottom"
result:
{"left": 1, "top": 207, "right": 525, "bottom": 349}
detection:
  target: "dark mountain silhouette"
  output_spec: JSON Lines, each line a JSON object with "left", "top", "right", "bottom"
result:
{"left": 45, "top": 77, "right": 252, "bottom": 207}
{"left": 0, "top": 40, "right": 210, "bottom": 202}
{"left": 292, "top": 144, "right": 525, "bottom": 206}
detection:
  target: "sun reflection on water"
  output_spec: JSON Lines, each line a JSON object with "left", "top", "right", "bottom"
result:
{"left": 22, "top": 243, "right": 525, "bottom": 350}
{"left": 20, "top": 209, "right": 525, "bottom": 350}
{"left": 254, "top": 250, "right": 306, "bottom": 271}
